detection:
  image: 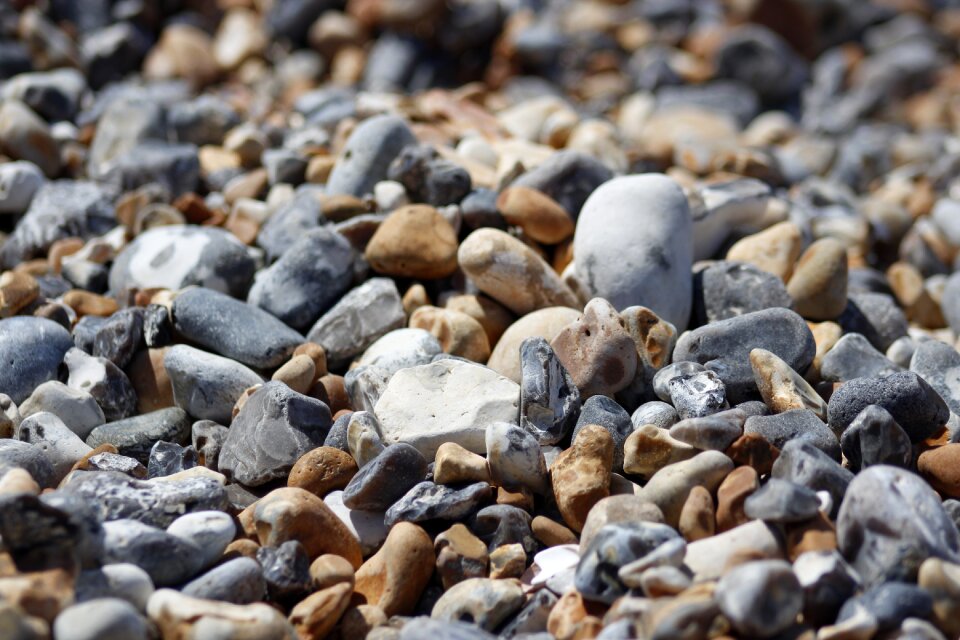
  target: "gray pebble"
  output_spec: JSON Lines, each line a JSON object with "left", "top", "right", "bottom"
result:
{"left": 64, "top": 347, "right": 137, "bottom": 422}
{"left": 93, "top": 308, "right": 144, "bottom": 369}
{"left": 100, "top": 141, "right": 199, "bottom": 197}
{"left": 486, "top": 421, "right": 548, "bottom": 495}
{"left": 771, "top": 439, "right": 853, "bottom": 515}
{"left": 519, "top": 337, "right": 581, "bottom": 446}
{"left": 191, "top": 420, "right": 229, "bottom": 469}
{"left": 0, "top": 316, "right": 74, "bottom": 404}
{"left": 343, "top": 443, "right": 428, "bottom": 511}
{"left": 744, "top": 478, "right": 821, "bottom": 523}
{"left": 181, "top": 557, "right": 265, "bottom": 604}
{"left": 715, "top": 560, "right": 803, "bottom": 638}
{"left": 325, "top": 114, "right": 416, "bottom": 197}
{"left": 344, "top": 364, "right": 390, "bottom": 414}
{"left": 471, "top": 504, "right": 537, "bottom": 555}
{"left": 19, "top": 380, "right": 104, "bottom": 440}
{"left": 53, "top": 598, "right": 148, "bottom": 640}
{"left": 909, "top": 339, "right": 960, "bottom": 418}
{"left": 839, "top": 405, "right": 911, "bottom": 472}
{"left": 256, "top": 192, "right": 323, "bottom": 262}
{"left": 0, "top": 438, "right": 55, "bottom": 488}
{"left": 17, "top": 411, "right": 92, "bottom": 482}
{"left": 836, "top": 582, "right": 933, "bottom": 633}
{"left": 0, "top": 160, "right": 44, "bottom": 214}
{"left": 669, "top": 408, "right": 744, "bottom": 451}
{"left": 744, "top": 409, "right": 841, "bottom": 461}
{"left": 385, "top": 481, "right": 491, "bottom": 527}
{"left": 573, "top": 395, "right": 632, "bottom": 472}
{"left": 838, "top": 292, "right": 909, "bottom": 352}
{"left": 102, "top": 519, "right": 205, "bottom": 586}
{"left": 163, "top": 345, "right": 264, "bottom": 424}
{"left": 630, "top": 401, "right": 678, "bottom": 430}
{"left": 668, "top": 370, "right": 728, "bottom": 420}
{"left": 792, "top": 550, "right": 858, "bottom": 627}
{"left": 821, "top": 332, "right": 903, "bottom": 382}
{"left": 86, "top": 407, "right": 191, "bottom": 465}
{"left": 694, "top": 261, "right": 792, "bottom": 324}
{"left": 75, "top": 564, "right": 154, "bottom": 611}
{"left": 511, "top": 150, "right": 613, "bottom": 218}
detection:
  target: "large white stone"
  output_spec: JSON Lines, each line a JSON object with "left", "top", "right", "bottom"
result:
{"left": 374, "top": 359, "right": 520, "bottom": 458}
{"left": 573, "top": 174, "right": 693, "bottom": 330}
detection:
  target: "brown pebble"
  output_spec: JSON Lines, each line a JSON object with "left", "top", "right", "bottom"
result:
{"left": 532, "top": 515, "right": 578, "bottom": 547}
{"left": 918, "top": 444, "right": 960, "bottom": 499}
{"left": 435, "top": 523, "right": 489, "bottom": 589}
{"left": 785, "top": 511, "right": 837, "bottom": 560}
{"left": 332, "top": 605, "right": 388, "bottom": 640}
{"left": 306, "top": 155, "right": 336, "bottom": 184}
{"left": 678, "top": 485, "right": 715, "bottom": 542}
{"left": 354, "top": 522, "right": 435, "bottom": 616}
{"left": 622, "top": 424, "right": 696, "bottom": 480}
{"left": 272, "top": 354, "right": 317, "bottom": 394}
{"left": 289, "top": 582, "right": 353, "bottom": 640}
{"left": 725, "top": 433, "right": 779, "bottom": 477}
{"left": 750, "top": 348, "right": 828, "bottom": 420}
{"left": 715, "top": 466, "right": 758, "bottom": 533}
{"left": 364, "top": 204, "right": 459, "bottom": 279}
{"left": 0, "top": 270, "right": 38, "bottom": 317}
{"left": 725, "top": 221, "right": 803, "bottom": 282}
{"left": 786, "top": 237, "right": 848, "bottom": 320}
{"left": 550, "top": 424, "right": 613, "bottom": 533}
{"left": 496, "top": 486, "right": 534, "bottom": 511}
{"left": 62, "top": 290, "right": 118, "bottom": 317}
{"left": 223, "top": 538, "right": 260, "bottom": 561}
{"left": 489, "top": 543, "right": 526, "bottom": 579}
{"left": 409, "top": 305, "right": 491, "bottom": 362}
{"left": 47, "top": 238, "right": 84, "bottom": 274}
{"left": 288, "top": 446, "right": 358, "bottom": 498}
{"left": 433, "top": 442, "right": 490, "bottom": 485}
{"left": 402, "top": 283, "right": 430, "bottom": 317}
{"left": 547, "top": 590, "right": 605, "bottom": 640}
{"left": 322, "top": 194, "right": 369, "bottom": 222}
{"left": 128, "top": 348, "right": 175, "bottom": 414}
{"left": 293, "top": 343, "right": 328, "bottom": 379}
{"left": 497, "top": 186, "right": 574, "bottom": 244}
{"left": 309, "top": 554, "right": 356, "bottom": 591}
{"left": 444, "top": 293, "right": 514, "bottom": 347}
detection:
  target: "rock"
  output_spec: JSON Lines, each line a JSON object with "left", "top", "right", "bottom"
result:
{"left": 75, "top": 564, "right": 154, "bottom": 611}
{"left": 571, "top": 395, "right": 632, "bottom": 472}
{"left": 357, "top": 328, "right": 442, "bottom": 376}
{"left": 257, "top": 540, "right": 312, "bottom": 603}
{"left": 19, "top": 381, "right": 104, "bottom": 440}
{"left": 0, "top": 161, "right": 44, "bottom": 214}
{"left": 744, "top": 478, "right": 821, "bottom": 523}
{"left": 488, "top": 307, "right": 581, "bottom": 383}
{"left": 573, "top": 174, "right": 693, "bottom": 330}
{"left": 910, "top": 339, "right": 960, "bottom": 418}
{"left": 551, "top": 298, "right": 638, "bottom": 399}
{"left": 511, "top": 150, "right": 614, "bottom": 219}
{"left": 344, "top": 411, "right": 384, "bottom": 467}
{"left": 578, "top": 495, "right": 664, "bottom": 552}
{"left": 715, "top": 466, "right": 759, "bottom": 533}
{"left": 16, "top": 412, "right": 91, "bottom": 481}
{"left": 0, "top": 317, "right": 74, "bottom": 404}
{"left": 52, "top": 598, "right": 148, "bottom": 640}
{"left": 172, "top": 287, "right": 305, "bottom": 370}
{"left": 102, "top": 519, "right": 205, "bottom": 586}
{"left": 550, "top": 424, "right": 613, "bottom": 532}
{"left": 458, "top": 228, "right": 578, "bottom": 315}
{"left": 0, "top": 439, "right": 56, "bottom": 489}
{"left": 431, "top": 578, "right": 524, "bottom": 632}
{"left": 622, "top": 424, "right": 696, "bottom": 480}
{"left": 786, "top": 238, "right": 849, "bottom": 320}
{"left": 365, "top": 204, "right": 459, "bottom": 279}
{"left": 637, "top": 451, "right": 734, "bottom": 528}
{"left": 342, "top": 443, "right": 427, "bottom": 511}
{"left": 918, "top": 557, "right": 960, "bottom": 638}
{"left": 219, "top": 382, "right": 331, "bottom": 487}
{"left": 250, "top": 487, "right": 362, "bottom": 566}
{"left": 750, "top": 348, "right": 828, "bottom": 419}
{"left": 100, "top": 142, "right": 199, "bottom": 197}
{"left": 575, "top": 521, "right": 682, "bottom": 604}
{"left": 164, "top": 345, "right": 263, "bottom": 424}
{"left": 256, "top": 192, "right": 322, "bottom": 261}
{"left": 715, "top": 560, "right": 803, "bottom": 638}
{"left": 836, "top": 582, "right": 933, "bottom": 633}
{"left": 669, "top": 409, "right": 745, "bottom": 452}
{"left": 409, "top": 306, "right": 491, "bottom": 363}
{"left": 744, "top": 409, "right": 840, "bottom": 460}
{"left": 839, "top": 405, "right": 911, "bottom": 472}
{"left": 326, "top": 115, "right": 416, "bottom": 197}
{"left": 61, "top": 470, "right": 227, "bottom": 528}
{"left": 384, "top": 481, "right": 492, "bottom": 527}
{"left": 820, "top": 333, "right": 903, "bottom": 382}
{"left": 147, "top": 589, "right": 294, "bottom": 639}
{"left": 827, "top": 371, "right": 949, "bottom": 442}
{"left": 433, "top": 443, "right": 490, "bottom": 485}
{"left": 93, "top": 308, "right": 144, "bottom": 369}
{"left": 0, "top": 100, "right": 60, "bottom": 177}
{"left": 0, "top": 180, "right": 116, "bottom": 269}
{"left": 387, "top": 144, "right": 471, "bottom": 206}
{"left": 838, "top": 292, "right": 909, "bottom": 353}
{"left": 288, "top": 446, "right": 357, "bottom": 497}
{"left": 83, "top": 408, "right": 189, "bottom": 466}
{"left": 471, "top": 504, "right": 536, "bottom": 555}
{"left": 374, "top": 359, "right": 519, "bottom": 458}
{"left": 64, "top": 347, "right": 137, "bottom": 422}
{"left": 110, "top": 225, "right": 256, "bottom": 296}
{"left": 695, "top": 261, "right": 792, "bottom": 324}
{"left": 306, "top": 278, "right": 406, "bottom": 369}
{"left": 771, "top": 439, "right": 852, "bottom": 515}
{"left": 289, "top": 582, "right": 353, "bottom": 640}
{"left": 668, "top": 370, "right": 728, "bottom": 420}
{"left": 918, "top": 444, "right": 960, "bottom": 499}
{"left": 166, "top": 510, "right": 234, "bottom": 571}
{"left": 486, "top": 421, "right": 547, "bottom": 495}
{"left": 272, "top": 355, "right": 317, "bottom": 395}
{"left": 726, "top": 221, "right": 803, "bottom": 281}
{"left": 182, "top": 557, "right": 265, "bottom": 604}
{"left": 248, "top": 227, "right": 355, "bottom": 330}
{"left": 631, "top": 401, "right": 679, "bottom": 430}
{"left": 674, "top": 308, "right": 815, "bottom": 403}
{"left": 354, "top": 522, "right": 435, "bottom": 616}
{"left": 497, "top": 186, "right": 574, "bottom": 244}
{"left": 837, "top": 465, "right": 960, "bottom": 586}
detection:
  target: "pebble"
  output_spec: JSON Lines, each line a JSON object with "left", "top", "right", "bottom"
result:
{"left": 306, "top": 277, "right": 405, "bottom": 369}
{"left": 75, "top": 564, "right": 154, "bottom": 611}
{"left": 431, "top": 578, "right": 525, "bottom": 632}
{"left": 17, "top": 412, "right": 92, "bottom": 482}
{"left": 108, "top": 225, "right": 256, "bottom": 298}
{"left": 0, "top": 161, "right": 45, "bottom": 214}
{"left": 485, "top": 421, "right": 548, "bottom": 495}
{"left": 744, "top": 408, "right": 841, "bottom": 461}
{"left": 838, "top": 292, "right": 909, "bottom": 353}
{"left": 839, "top": 405, "right": 911, "bottom": 472}
{"left": 85, "top": 408, "right": 191, "bottom": 464}
{"left": 247, "top": 227, "right": 355, "bottom": 330}
{"left": 410, "top": 306, "right": 490, "bottom": 363}
{"left": 622, "top": 424, "right": 696, "bottom": 480}
{"left": 181, "top": 557, "right": 265, "bottom": 604}
{"left": 787, "top": 237, "right": 849, "bottom": 320}
{"left": 458, "top": 228, "right": 579, "bottom": 315}
{"left": 172, "top": 287, "right": 305, "bottom": 370}
{"left": 357, "top": 328, "right": 442, "bottom": 376}
{"left": 19, "top": 381, "right": 104, "bottom": 440}
{"left": 715, "top": 560, "right": 803, "bottom": 638}
{"left": 64, "top": 347, "right": 137, "bottom": 422}
{"left": 572, "top": 395, "right": 633, "bottom": 472}
{"left": 487, "top": 307, "right": 581, "bottom": 383}
{"left": 826, "top": 371, "right": 950, "bottom": 442}
{"left": 550, "top": 424, "right": 613, "bottom": 532}
{"left": 694, "top": 261, "right": 792, "bottom": 324}
{"left": 325, "top": 114, "right": 416, "bottom": 197}
{"left": 668, "top": 408, "right": 745, "bottom": 451}
{"left": 342, "top": 443, "right": 427, "bottom": 511}
{"left": 910, "top": 339, "right": 960, "bottom": 419}
{"left": 918, "top": 444, "right": 960, "bottom": 499}
{"left": 631, "top": 401, "right": 679, "bottom": 431}
{"left": 289, "top": 582, "right": 353, "bottom": 640}
{"left": 637, "top": 450, "right": 734, "bottom": 528}
{"left": 384, "top": 481, "right": 491, "bottom": 527}
{"left": 163, "top": 345, "right": 263, "bottom": 424}
{"left": 726, "top": 221, "right": 803, "bottom": 281}
{"left": 102, "top": 518, "right": 205, "bottom": 586}
{"left": 918, "top": 558, "right": 960, "bottom": 638}
{"left": 346, "top": 411, "right": 385, "bottom": 466}
{"left": 0, "top": 317, "right": 74, "bottom": 404}
{"left": 433, "top": 443, "right": 490, "bottom": 485}
{"left": 744, "top": 478, "right": 821, "bottom": 523}
{"left": 365, "top": 204, "right": 459, "bottom": 279}
{"left": 497, "top": 186, "right": 574, "bottom": 244}
{"left": 355, "top": 522, "right": 435, "bottom": 616}
{"left": 52, "top": 598, "right": 148, "bottom": 640}
{"left": 750, "top": 347, "right": 828, "bottom": 419}
{"left": 0, "top": 100, "right": 60, "bottom": 177}
{"left": 472, "top": 504, "right": 537, "bottom": 555}
{"left": 573, "top": 174, "right": 693, "bottom": 330}
{"left": 435, "top": 523, "right": 489, "bottom": 589}
{"left": 147, "top": 589, "right": 294, "bottom": 639}
{"left": 219, "top": 382, "right": 331, "bottom": 487}
{"left": 374, "top": 358, "right": 519, "bottom": 458}
{"left": 820, "top": 332, "right": 903, "bottom": 382}
{"left": 673, "top": 307, "right": 816, "bottom": 403}
{"left": 667, "top": 370, "right": 727, "bottom": 420}
{"left": 836, "top": 582, "right": 933, "bottom": 633}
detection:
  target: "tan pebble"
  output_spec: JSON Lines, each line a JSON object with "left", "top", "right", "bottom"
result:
{"left": 306, "top": 155, "right": 337, "bottom": 184}
{"left": 678, "top": 485, "right": 715, "bottom": 542}
{"left": 0, "top": 468, "right": 40, "bottom": 496}
{"left": 808, "top": 321, "right": 843, "bottom": 383}
{"left": 214, "top": 8, "right": 267, "bottom": 70}
{"left": 288, "top": 446, "right": 358, "bottom": 497}
{"left": 293, "top": 343, "right": 328, "bottom": 379}
{"left": 622, "top": 424, "right": 697, "bottom": 480}
{"left": 435, "top": 523, "right": 489, "bottom": 589}
{"left": 0, "top": 271, "right": 38, "bottom": 317}
{"left": 918, "top": 557, "right": 960, "bottom": 638}
{"left": 918, "top": 444, "right": 960, "bottom": 498}
{"left": 547, "top": 590, "right": 605, "bottom": 640}
{"left": 310, "top": 375, "right": 350, "bottom": 413}
{"left": 637, "top": 451, "right": 733, "bottom": 529}
{"left": 444, "top": 293, "right": 514, "bottom": 348}
{"left": 621, "top": 305, "right": 677, "bottom": 371}
{"left": 289, "top": 582, "right": 353, "bottom": 640}
{"left": 497, "top": 186, "right": 574, "bottom": 244}
{"left": 322, "top": 194, "right": 369, "bottom": 222}
{"left": 409, "top": 305, "right": 491, "bottom": 362}
{"left": 715, "top": 466, "right": 758, "bottom": 533}
{"left": 272, "top": 355, "right": 317, "bottom": 394}
{"left": 128, "top": 348, "right": 174, "bottom": 414}
{"left": 786, "top": 238, "right": 848, "bottom": 320}
{"left": 551, "top": 298, "right": 638, "bottom": 399}
{"left": 489, "top": 543, "right": 526, "bottom": 579}
{"left": 402, "top": 283, "right": 430, "bottom": 317}
{"left": 458, "top": 228, "right": 579, "bottom": 316}
{"left": 725, "top": 433, "right": 780, "bottom": 477}
{"left": 532, "top": 515, "right": 578, "bottom": 547}
{"left": 497, "top": 486, "right": 534, "bottom": 510}
{"left": 309, "top": 554, "right": 355, "bottom": 591}
{"left": 47, "top": 238, "right": 84, "bottom": 274}
{"left": 487, "top": 306, "right": 581, "bottom": 382}
{"left": 550, "top": 424, "right": 613, "bottom": 532}
{"left": 13, "top": 259, "right": 48, "bottom": 276}
{"left": 252, "top": 487, "right": 363, "bottom": 567}
{"left": 223, "top": 168, "right": 269, "bottom": 204}
{"left": 224, "top": 207, "right": 260, "bottom": 245}
{"left": 609, "top": 472, "right": 642, "bottom": 496}
{"left": 143, "top": 24, "right": 219, "bottom": 87}
{"left": 750, "top": 348, "right": 828, "bottom": 420}
{"left": 0, "top": 569, "right": 74, "bottom": 623}
{"left": 354, "top": 522, "right": 435, "bottom": 616}
{"left": 579, "top": 495, "right": 664, "bottom": 552}
{"left": 61, "top": 290, "right": 118, "bottom": 317}
{"left": 785, "top": 511, "right": 837, "bottom": 560}
{"left": 887, "top": 261, "right": 945, "bottom": 328}
{"left": 333, "top": 604, "right": 387, "bottom": 640}
{"left": 199, "top": 145, "right": 241, "bottom": 173}
{"left": 148, "top": 589, "right": 294, "bottom": 639}
{"left": 433, "top": 442, "right": 490, "bottom": 485}
{"left": 223, "top": 538, "right": 260, "bottom": 561}
{"left": 364, "top": 204, "right": 459, "bottom": 279}
{"left": 726, "top": 221, "right": 803, "bottom": 281}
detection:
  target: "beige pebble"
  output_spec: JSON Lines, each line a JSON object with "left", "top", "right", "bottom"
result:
{"left": 61, "top": 290, "right": 118, "bottom": 317}
{"left": 309, "top": 554, "right": 355, "bottom": 591}
{"left": 487, "top": 306, "right": 582, "bottom": 382}
{"left": 444, "top": 293, "right": 514, "bottom": 348}
{"left": 678, "top": 485, "right": 715, "bottom": 542}
{"left": 288, "top": 446, "right": 358, "bottom": 498}
{"left": 622, "top": 424, "right": 697, "bottom": 480}
{"left": 786, "top": 237, "right": 848, "bottom": 320}
{"left": 497, "top": 186, "right": 574, "bottom": 244}
{"left": 364, "top": 204, "right": 459, "bottom": 279}
{"left": 489, "top": 543, "right": 526, "bottom": 579}
{"left": 0, "top": 270, "right": 39, "bottom": 317}
{"left": 433, "top": 442, "right": 490, "bottom": 485}
{"left": 402, "top": 283, "right": 430, "bottom": 317}
{"left": 272, "top": 355, "right": 317, "bottom": 394}
{"left": 435, "top": 523, "right": 489, "bottom": 589}
{"left": 289, "top": 582, "right": 353, "bottom": 640}
{"left": 409, "top": 305, "right": 491, "bottom": 362}
{"left": 726, "top": 221, "right": 803, "bottom": 282}
{"left": 354, "top": 522, "right": 435, "bottom": 616}
{"left": 750, "top": 348, "right": 828, "bottom": 420}
{"left": 550, "top": 424, "right": 613, "bottom": 533}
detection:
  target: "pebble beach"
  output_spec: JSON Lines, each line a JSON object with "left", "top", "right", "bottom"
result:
{"left": 1, "top": 0, "right": 960, "bottom": 638}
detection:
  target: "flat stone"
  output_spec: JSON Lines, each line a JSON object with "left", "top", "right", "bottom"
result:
{"left": 673, "top": 307, "right": 816, "bottom": 403}
{"left": 102, "top": 519, "right": 205, "bottom": 586}
{"left": 342, "top": 443, "right": 427, "bottom": 511}
{"left": 172, "top": 287, "right": 304, "bottom": 370}
{"left": 218, "top": 382, "right": 331, "bottom": 487}
{"left": 637, "top": 450, "right": 733, "bottom": 528}
{"left": 0, "top": 317, "right": 74, "bottom": 404}
{"left": 573, "top": 174, "right": 693, "bottom": 330}
{"left": 147, "top": 589, "right": 295, "bottom": 639}
{"left": 744, "top": 409, "right": 841, "bottom": 461}
{"left": 374, "top": 359, "right": 519, "bottom": 459}
{"left": 85, "top": 407, "right": 191, "bottom": 464}
{"left": 109, "top": 225, "right": 256, "bottom": 298}
{"left": 683, "top": 520, "right": 785, "bottom": 581}
{"left": 325, "top": 114, "right": 416, "bottom": 197}
{"left": 19, "top": 381, "right": 104, "bottom": 440}
{"left": 164, "top": 345, "right": 263, "bottom": 424}
{"left": 75, "top": 564, "right": 154, "bottom": 611}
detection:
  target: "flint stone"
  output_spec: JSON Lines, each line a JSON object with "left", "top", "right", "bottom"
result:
{"left": 86, "top": 408, "right": 191, "bottom": 464}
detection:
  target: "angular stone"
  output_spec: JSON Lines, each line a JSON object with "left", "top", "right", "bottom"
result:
{"left": 85, "top": 408, "right": 191, "bottom": 465}
{"left": 750, "top": 347, "right": 828, "bottom": 419}
{"left": 821, "top": 333, "right": 903, "bottom": 382}
{"left": 716, "top": 560, "right": 803, "bottom": 638}
{"left": 64, "top": 347, "right": 137, "bottom": 422}
{"left": 744, "top": 478, "right": 821, "bottom": 523}
{"left": 164, "top": 345, "right": 264, "bottom": 424}
{"left": 772, "top": 440, "right": 852, "bottom": 514}
{"left": 910, "top": 339, "right": 960, "bottom": 419}
{"left": 668, "top": 370, "right": 728, "bottom": 420}
{"left": 519, "top": 337, "right": 581, "bottom": 446}
{"left": 744, "top": 409, "right": 840, "bottom": 461}
{"left": 384, "top": 481, "right": 491, "bottom": 527}
{"left": 839, "top": 405, "right": 911, "bottom": 472}
{"left": 342, "top": 443, "right": 427, "bottom": 511}
{"left": 550, "top": 424, "right": 613, "bottom": 532}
